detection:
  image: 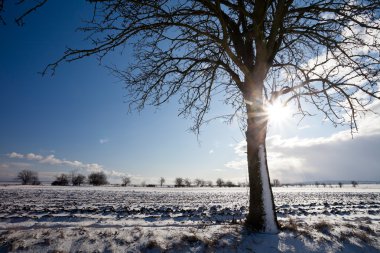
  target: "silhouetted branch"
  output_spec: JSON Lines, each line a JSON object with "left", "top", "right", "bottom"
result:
{"left": 5, "top": 0, "right": 380, "bottom": 133}
{"left": 15, "top": 0, "right": 48, "bottom": 26}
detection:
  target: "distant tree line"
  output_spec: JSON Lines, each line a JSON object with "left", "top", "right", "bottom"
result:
{"left": 51, "top": 171, "right": 107, "bottom": 186}
{"left": 174, "top": 177, "right": 246, "bottom": 188}
{"left": 15, "top": 170, "right": 109, "bottom": 186}
{"left": 214, "top": 178, "right": 244, "bottom": 187}
{"left": 9, "top": 172, "right": 297, "bottom": 188}
{"left": 281, "top": 181, "right": 360, "bottom": 188}
{"left": 15, "top": 170, "right": 362, "bottom": 189}
{"left": 51, "top": 172, "right": 87, "bottom": 186}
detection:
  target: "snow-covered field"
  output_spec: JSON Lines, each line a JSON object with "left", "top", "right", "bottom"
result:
{"left": 0, "top": 185, "right": 379, "bottom": 252}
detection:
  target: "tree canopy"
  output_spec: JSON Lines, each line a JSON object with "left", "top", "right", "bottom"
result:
{"left": 4, "top": 0, "right": 377, "bottom": 132}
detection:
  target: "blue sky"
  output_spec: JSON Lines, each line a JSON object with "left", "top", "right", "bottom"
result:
{"left": 1, "top": 1, "right": 379, "bottom": 184}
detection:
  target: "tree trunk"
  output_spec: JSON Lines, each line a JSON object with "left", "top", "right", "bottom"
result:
{"left": 245, "top": 100, "right": 279, "bottom": 233}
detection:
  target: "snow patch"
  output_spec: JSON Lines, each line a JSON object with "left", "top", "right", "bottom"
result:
{"left": 259, "top": 144, "right": 279, "bottom": 233}
{"left": 0, "top": 185, "right": 379, "bottom": 252}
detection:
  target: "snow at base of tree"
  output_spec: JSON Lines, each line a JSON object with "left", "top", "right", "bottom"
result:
{"left": 259, "top": 144, "right": 279, "bottom": 233}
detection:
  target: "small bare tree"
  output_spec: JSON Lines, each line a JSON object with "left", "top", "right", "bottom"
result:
{"left": 272, "top": 179, "right": 281, "bottom": 187}
{"left": 51, "top": 173, "right": 69, "bottom": 186}
{"left": 352, "top": 181, "right": 358, "bottom": 188}
{"left": 175, "top": 177, "right": 184, "bottom": 187}
{"left": 71, "top": 173, "right": 85, "bottom": 186}
{"left": 159, "top": 177, "right": 165, "bottom": 187}
{"left": 194, "top": 178, "right": 205, "bottom": 187}
{"left": 17, "top": 170, "right": 40, "bottom": 185}
{"left": 216, "top": 178, "right": 224, "bottom": 187}
{"left": 121, "top": 176, "right": 131, "bottom": 187}
{"left": 17, "top": 170, "right": 31, "bottom": 185}
{"left": 338, "top": 182, "right": 343, "bottom": 188}
{"left": 30, "top": 174, "right": 40, "bottom": 185}
{"left": 88, "top": 172, "right": 108, "bottom": 186}
{"left": 184, "top": 178, "right": 192, "bottom": 187}
{"left": 225, "top": 181, "right": 236, "bottom": 187}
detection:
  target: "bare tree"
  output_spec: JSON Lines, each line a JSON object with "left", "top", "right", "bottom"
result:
{"left": 7, "top": 0, "right": 380, "bottom": 232}
{"left": 17, "top": 170, "right": 40, "bottom": 185}
{"left": 17, "top": 170, "right": 32, "bottom": 185}
{"left": 184, "top": 178, "right": 192, "bottom": 187}
{"left": 88, "top": 172, "right": 108, "bottom": 186}
{"left": 121, "top": 176, "right": 131, "bottom": 186}
{"left": 51, "top": 173, "right": 69, "bottom": 186}
{"left": 216, "top": 178, "right": 224, "bottom": 187}
{"left": 225, "top": 180, "right": 236, "bottom": 187}
{"left": 272, "top": 179, "right": 281, "bottom": 187}
{"left": 159, "top": 177, "right": 165, "bottom": 187}
{"left": 30, "top": 174, "right": 40, "bottom": 185}
{"left": 338, "top": 182, "right": 343, "bottom": 188}
{"left": 194, "top": 178, "right": 205, "bottom": 187}
{"left": 71, "top": 173, "right": 85, "bottom": 186}
{"left": 352, "top": 180, "right": 358, "bottom": 188}
{"left": 175, "top": 177, "right": 184, "bottom": 187}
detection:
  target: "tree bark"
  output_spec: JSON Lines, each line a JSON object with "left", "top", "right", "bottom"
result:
{"left": 244, "top": 90, "right": 279, "bottom": 233}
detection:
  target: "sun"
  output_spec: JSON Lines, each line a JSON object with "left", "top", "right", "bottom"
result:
{"left": 265, "top": 100, "right": 291, "bottom": 125}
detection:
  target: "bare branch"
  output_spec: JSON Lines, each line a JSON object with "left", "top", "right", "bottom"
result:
{"left": 5, "top": 0, "right": 379, "bottom": 133}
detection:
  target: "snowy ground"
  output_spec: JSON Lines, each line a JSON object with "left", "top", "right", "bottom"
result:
{"left": 0, "top": 185, "right": 379, "bottom": 252}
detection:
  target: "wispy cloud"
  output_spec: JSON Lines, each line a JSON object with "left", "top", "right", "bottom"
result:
{"left": 9, "top": 162, "right": 32, "bottom": 169}
{"left": 0, "top": 164, "right": 9, "bottom": 169}
{"left": 6, "top": 152, "right": 125, "bottom": 177}
{"left": 26, "top": 153, "right": 43, "bottom": 160}
{"left": 8, "top": 152, "right": 23, "bottom": 159}
{"left": 224, "top": 159, "right": 246, "bottom": 170}
{"left": 99, "top": 138, "right": 109, "bottom": 144}
{"left": 298, "top": 124, "right": 311, "bottom": 130}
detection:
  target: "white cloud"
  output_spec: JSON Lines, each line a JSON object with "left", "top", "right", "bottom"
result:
{"left": 8, "top": 152, "right": 23, "bottom": 159}
{"left": 225, "top": 101, "right": 380, "bottom": 183}
{"left": 356, "top": 101, "right": 380, "bottom": 136}
{"left": 298, "top": 124, "right": 311, "bottom": 130}
{"left": 63, "top": 160, "right": 84, "bottom": 168}
{"left": 108, "top": 170, "right": 128, "bottom": 178}
{"left": 26, "top": 153, "right": 43, "bottom": 161}
{"left": 40, "top": 155, "right": 63, "bottom": 165}
{"left": 7, "top": 152, "right": 105, "bottom": 174}
{"left": 233, "top": 140, "right": 246, "bottom": 157}
{"left": 224, "top": 159, "right": 246, "bottom": 170}
{"left": 209, "top": 149, "right": 214, "bottom": 154}
{"left": 83, "top": 163, "right": 104, "bottom": 173}
{"left": 99, "top": 138, "right": 109, "bottom": 144}
{"left": 268, "top": 134, "right": 380, "bottom": 182}
{"left": 4, "top": 152, "right": 134, "bottom": 184}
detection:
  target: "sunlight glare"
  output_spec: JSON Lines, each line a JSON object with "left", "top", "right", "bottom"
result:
{"left": 266, "top": 101, "right": 291, "bottom": 125}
